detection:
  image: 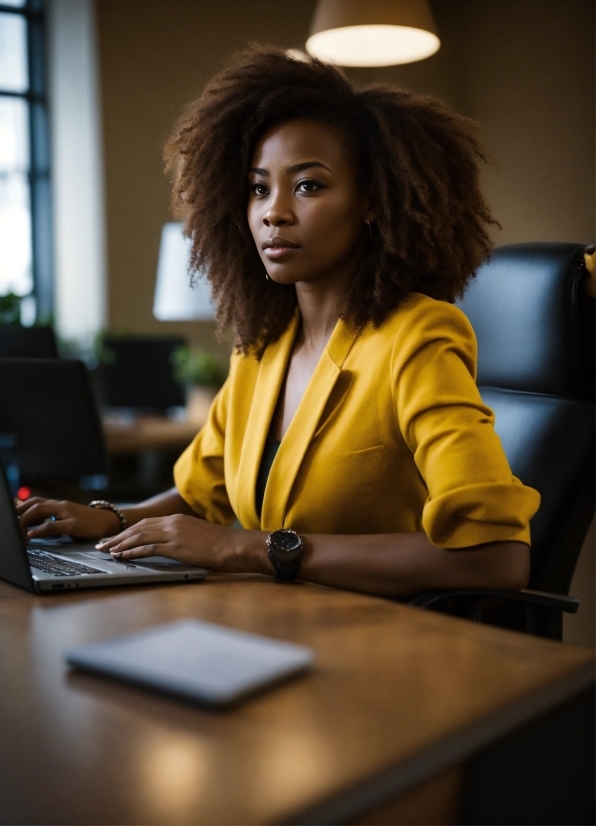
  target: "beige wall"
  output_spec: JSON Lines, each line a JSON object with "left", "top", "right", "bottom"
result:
{"left": 96, "top": 0, "right": 594, "bottom": 346}
{"left": 346, "top": 0, "right": 595, "bottom": 246}
{"left": 96, "top": 0, "right": 595, "bottom": 646}
{"left": 97, "top": 0, "right": 318, "bottom": 354}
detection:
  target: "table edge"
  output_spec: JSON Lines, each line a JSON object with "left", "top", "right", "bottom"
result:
{"left": 290, "top": 659, "right": 595, "bottom": 825}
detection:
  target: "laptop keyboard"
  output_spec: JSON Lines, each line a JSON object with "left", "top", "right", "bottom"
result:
{"left": 28, "top": 549, "right": 105, "bottom": 577}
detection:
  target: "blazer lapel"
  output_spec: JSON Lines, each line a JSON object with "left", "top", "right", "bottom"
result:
{"left": 261, "top": 318, "right": 362, "bottom": 530}
{"left": 235, "top": 313, "right": 299, "bottom": 529}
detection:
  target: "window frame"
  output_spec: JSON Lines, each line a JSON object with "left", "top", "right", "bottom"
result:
{"left": 0, "top": 0, "right": 52, "bottom": 322}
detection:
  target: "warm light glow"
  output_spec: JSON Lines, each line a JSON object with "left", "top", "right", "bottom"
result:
{"left": 306, "top": 24, "right": 440, "bottom": 67}
{"left": 137, "top": 732, "right": 209, "bottom": 821}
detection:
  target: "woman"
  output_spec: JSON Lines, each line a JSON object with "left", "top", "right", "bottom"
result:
{"left": 17, "top": 46, "right": 540, "bottom": 597}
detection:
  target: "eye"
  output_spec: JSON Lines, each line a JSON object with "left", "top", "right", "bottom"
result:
{"left": 250, "top": 182, "right": 269, "bottom": 197}
{"left": 296, "top": 179, "right": 324, "bottom": 194}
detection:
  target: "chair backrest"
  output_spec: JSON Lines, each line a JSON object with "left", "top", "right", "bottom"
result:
{"left": 479, "top": 388, "right": 594, "bottom": 593}
{"left": 0, "top": 325, "right": 59, "bottom": 359}
{"left": 0, "top": 358, "right": 108, "bottom": 489}
{"left": 456, "top": 243, "right": 595, "bottom": 596}
{"left": 459, "top": 243, "right": 594, "bottom": 400}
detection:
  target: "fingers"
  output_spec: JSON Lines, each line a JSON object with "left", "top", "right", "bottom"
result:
{"left": 95, "top": 518, "right": 169, "bottom": 551}
{"left": 16, "top": 499, "right": 69, "bottom": 536}
{"left": 97, "top": 529, "right": 167, "bottom": 559}
{"left": 15, "top": 496, "right": 47, "bottom": 514}
{"left": 17, "top": 497, "right": 57, "bottom": 517}
{"left": 26, "top": 517, "right": 73, "bottom": 538}
{"left": 95, "top": 514, "right": 209, "bottom": 567}
{"left": 111, "top": 544, "right": 162, "bottom": 560}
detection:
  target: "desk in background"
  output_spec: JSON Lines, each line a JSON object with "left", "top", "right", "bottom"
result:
{"left": 103, "top": 414, "right": 201, "bottom": 456}
{"left": 102, "top": 415, "right": 201, "bottom": 499}
{"left": 0, "top": 575, "right": 593, "bottom": 825}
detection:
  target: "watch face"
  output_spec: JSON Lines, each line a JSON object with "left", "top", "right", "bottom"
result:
{"left": 270, "top": 529, "right": 302, "bottom": 561}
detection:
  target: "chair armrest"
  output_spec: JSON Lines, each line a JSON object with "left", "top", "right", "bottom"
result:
{"left": 409, "top": 588, "right": 579, "bottom": 614}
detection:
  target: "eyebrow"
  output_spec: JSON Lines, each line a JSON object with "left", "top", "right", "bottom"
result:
{"left": 249, "top": 161, "right": 333, "bottom": 176}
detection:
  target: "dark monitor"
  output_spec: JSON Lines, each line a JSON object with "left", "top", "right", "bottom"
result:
{"left": 99, "top": 336, "right": 186, "bottom": 411}
{"left": 0, "top": 358, "right": 108, "bottom": 488}
{"left": 0, "top": 326, "right": 59, "bottom": 359}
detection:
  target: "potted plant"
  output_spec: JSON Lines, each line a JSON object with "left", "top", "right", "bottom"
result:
{"left": 0, "top": 293, "right": 22, "bottom": 326}
{"left": 171, "top": 347, "right": 228, "bottom": 424}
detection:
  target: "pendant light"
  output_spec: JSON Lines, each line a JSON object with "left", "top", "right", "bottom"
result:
{"left": 306, "top": 0, "right": 440, "bottom": 67}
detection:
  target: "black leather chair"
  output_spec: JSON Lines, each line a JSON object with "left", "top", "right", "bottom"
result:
{"left": 410, "top": 243, "right": 595, "bottom": 640}
{"left": 0, "top": 325, "right": 58, "bottom": 358}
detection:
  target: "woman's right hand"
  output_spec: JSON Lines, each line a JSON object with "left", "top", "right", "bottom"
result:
{"left": 15, "top": 497, "right": 121, "bottom": 541}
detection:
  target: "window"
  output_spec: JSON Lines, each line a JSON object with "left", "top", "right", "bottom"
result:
{"left": 0, "top": 0, "right": 51, "bottom": 324}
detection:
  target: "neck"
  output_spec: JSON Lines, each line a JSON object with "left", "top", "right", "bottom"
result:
{"left": 294, "top": 248, "right": 363, "bottom": 351}
{"left": 295, "top": 281, "right": 342, "bottom": 349}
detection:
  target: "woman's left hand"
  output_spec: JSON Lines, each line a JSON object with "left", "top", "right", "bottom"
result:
{"left": 95, "top": 514, "right": 266, "bottom": 574}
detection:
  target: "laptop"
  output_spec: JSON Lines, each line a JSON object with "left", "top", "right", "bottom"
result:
{"left": 0, "top": 464, "right": 207, "bottom": 593}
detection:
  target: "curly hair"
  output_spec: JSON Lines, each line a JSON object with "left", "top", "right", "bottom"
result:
{"left": 164, "top": 45, "right": 499, "bottom": 357}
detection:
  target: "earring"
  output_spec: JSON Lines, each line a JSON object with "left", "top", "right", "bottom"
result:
{"left": 265, "top": 272, "right": 271, "bottom": 281}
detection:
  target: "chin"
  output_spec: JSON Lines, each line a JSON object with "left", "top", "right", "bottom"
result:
{"left": 265, "top": 266, "right": 303, "bottom": 285}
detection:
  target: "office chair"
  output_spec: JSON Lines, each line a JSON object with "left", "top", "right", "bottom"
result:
{"left": 410, "top": 243, "right": 595, "bottom": 640}
{"left": 0, "top": 325, "right": 59, "bottom": 358}
{"left": 0, "top": 358, "right": 109, "bottom": 490}
{"left": 98, "top": 335, "right": 186, "bottom": 412}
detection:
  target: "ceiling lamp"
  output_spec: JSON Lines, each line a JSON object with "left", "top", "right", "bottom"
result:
{"left": 306, "top": 0, "right": 440, "bottom": 67}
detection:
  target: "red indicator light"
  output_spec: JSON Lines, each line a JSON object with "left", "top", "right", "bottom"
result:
{"left": 17, "top": 486, "right": 31, "bottom": 501}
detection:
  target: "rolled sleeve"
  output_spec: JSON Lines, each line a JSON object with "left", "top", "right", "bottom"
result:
{"left": 392, "top": 299, "right": 540, "bottom": 548}
{"left": 173, "top": 375, "right": 236, "bottom": 526}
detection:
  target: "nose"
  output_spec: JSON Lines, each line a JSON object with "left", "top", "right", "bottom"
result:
{"left": 262, "top": 189, "right": 294, "bottom": 227}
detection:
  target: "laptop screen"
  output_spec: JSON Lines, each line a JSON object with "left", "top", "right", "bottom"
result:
{"left": 0, "top": 462, "right": 34, "bottom": 592}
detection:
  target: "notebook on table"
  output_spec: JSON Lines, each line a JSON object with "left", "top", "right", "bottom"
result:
{"left": 66, "top": 619, "right": 315, "bottom": 706}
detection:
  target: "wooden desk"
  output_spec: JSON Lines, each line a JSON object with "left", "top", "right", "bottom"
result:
{"left": 0, "top": 576, "right": 593, "bottom": 825}
{"left": 103, "top": 415, "right": 200, "bottom": 455}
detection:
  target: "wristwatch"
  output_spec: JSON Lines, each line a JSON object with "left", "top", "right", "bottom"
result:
{"left": 267, "top": 528, "right": 304, "bottom": 581}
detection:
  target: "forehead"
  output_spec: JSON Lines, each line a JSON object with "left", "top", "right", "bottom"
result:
{"left": 251, "top": 119, "right": 354, "bottom": 172}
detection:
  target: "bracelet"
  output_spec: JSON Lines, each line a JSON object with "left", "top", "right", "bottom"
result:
{"left": 88, "top": 500, "right": 128, "bottom": 532}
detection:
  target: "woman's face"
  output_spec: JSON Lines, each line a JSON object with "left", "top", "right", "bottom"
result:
{"left": 247, "top": 119, "right": 372, "bottom": 288}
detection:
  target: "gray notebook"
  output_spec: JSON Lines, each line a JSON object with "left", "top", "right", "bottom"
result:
{"left": 66, "top": 619, "right": 314, "bottom": 706}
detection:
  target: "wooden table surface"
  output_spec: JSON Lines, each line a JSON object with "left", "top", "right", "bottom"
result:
{"left": 0, "top": 575, "right": 593, "bottom": 825}
{"left": 102, "top": 415, "right": 200, "bottom": 455}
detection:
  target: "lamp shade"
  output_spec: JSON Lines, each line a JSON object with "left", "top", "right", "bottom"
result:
{"left": 153, "top": 222, "right": 215, "bottom": 321}
{"left": 306, "top": 0, "right": 440, "bottom": 67}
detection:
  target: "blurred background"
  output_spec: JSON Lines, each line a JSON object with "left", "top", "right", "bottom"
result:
{"left": 0, "top": 0, "right": 593, "bottom": 643}
{"left": 1, "top": 0, "right": 592, "bottom": 350}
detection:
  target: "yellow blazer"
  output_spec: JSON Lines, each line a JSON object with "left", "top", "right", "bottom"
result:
{"left": 174, "top": 293, "right": 540, "bottom": 547}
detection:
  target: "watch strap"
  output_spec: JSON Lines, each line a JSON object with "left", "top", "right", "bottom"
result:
{"left": 267, "top": 547, "right": 301, "bottom": 581}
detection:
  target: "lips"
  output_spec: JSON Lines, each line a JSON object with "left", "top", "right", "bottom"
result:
{"left": 262, "top": 237, "right": 301, "bottom": 261}
{"left": 262, "top": 237, "right": 300, "bottom": 250}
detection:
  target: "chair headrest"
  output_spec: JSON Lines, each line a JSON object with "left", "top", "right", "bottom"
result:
{"left": 457, "top": 243, "right": 594, "bottom": 399}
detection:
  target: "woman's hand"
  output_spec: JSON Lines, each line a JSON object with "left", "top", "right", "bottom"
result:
{"left": 15, "top": 497, "right": 121, "bottom": 540}
{"left": 95, "top": 514, "right": 269, "bottom": 574}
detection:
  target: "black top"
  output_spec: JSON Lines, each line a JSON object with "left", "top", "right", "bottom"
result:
{"left": 255, "top": 432, "right": 281, "bottom": 518}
